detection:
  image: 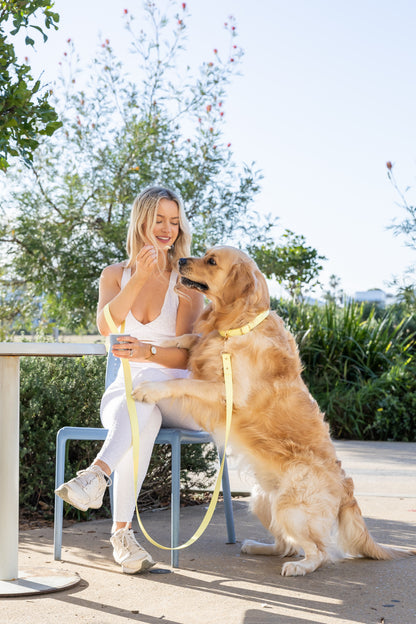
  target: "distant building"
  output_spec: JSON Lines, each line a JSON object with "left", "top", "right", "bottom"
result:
{"left": 353, "top": 289, "right": 395, "bottom": 306}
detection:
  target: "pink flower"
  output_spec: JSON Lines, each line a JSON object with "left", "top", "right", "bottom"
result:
{"left": 182, "top": 2, "right": 186, "bottom": 8}
{"left": 214, "top": 48, "right": 218, "bottom": 54}
{"left": 124, "top": 9, "right": 128, "bottom": 14}
{"left": 386, "top": 161, "right": 393, "bottom": 170}
{"left": 206, "top": 104, "right": 212, "bottom": 112}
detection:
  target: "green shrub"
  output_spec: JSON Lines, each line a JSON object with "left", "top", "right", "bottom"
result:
{"left": 19, "top": 352, "right": 216, "bottom": 520}
{"left": 271, "top": 299, "right": 416, "bottom": 440}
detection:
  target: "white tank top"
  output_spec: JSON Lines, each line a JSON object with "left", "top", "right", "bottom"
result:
{"left": 108, "top": 266, "right": 191, "bottom": 385}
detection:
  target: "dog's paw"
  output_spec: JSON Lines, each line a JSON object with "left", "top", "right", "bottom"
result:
{"left": 162, "top": 333, "right": 200, "bottom": 350}
{"left": 241, "top": 539, "right": 265, "bottom": 555}
{"left": 241, "top": 539, "right": 295, "bottom": 557}
{"left": 281, "top": 561, "right": 307, "bottom": 577}
{"left": 132, "top": 382, "right": 165, "bottom": 404}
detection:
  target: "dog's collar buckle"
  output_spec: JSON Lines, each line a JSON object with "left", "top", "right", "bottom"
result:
{"left": 218, "top": 309, "right": 270, "bottom": 339}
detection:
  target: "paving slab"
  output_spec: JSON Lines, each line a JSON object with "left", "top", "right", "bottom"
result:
{"left": 1, "top": 441, "right": 415, "bottom": 624}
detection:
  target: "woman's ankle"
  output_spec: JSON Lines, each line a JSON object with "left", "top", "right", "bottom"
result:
{"left": 113, "top": 522, "right": 132, "bottom": 533}
{"left": 93, "top": 459, "right": 111, "bottom": 477}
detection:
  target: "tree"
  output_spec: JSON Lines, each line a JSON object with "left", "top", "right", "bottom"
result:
{"left": 386, "top": 161, "right": 416, "bottom": 251}
{"left": 1, "top": 2, "right": 270, "bottom": 331}
{"left": 323, "top": 274, "right": 344, "bottom": 305}
{"left": 0, "top": 0, "right": 62, "bottom": 171}
{"left": 249, "top": 230, "right": 326, "bottom": 301}
{"left": 386, "top": 161, "right": 415, "bottom": 308}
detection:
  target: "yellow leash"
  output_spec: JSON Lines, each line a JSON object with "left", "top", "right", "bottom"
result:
{"left": 103, "top": 303, "right": 233, "bottom": 551}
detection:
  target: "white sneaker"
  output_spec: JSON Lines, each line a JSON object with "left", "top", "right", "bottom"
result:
{"left": 55, "top": 465, "right": 110, "bottom": 512}
{"left": 110, "top": 528, "right": 155, "bottom": 574}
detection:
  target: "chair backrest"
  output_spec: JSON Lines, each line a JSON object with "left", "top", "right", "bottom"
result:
{"left": 105, "top": 343, "right": 121, "bottom": 389}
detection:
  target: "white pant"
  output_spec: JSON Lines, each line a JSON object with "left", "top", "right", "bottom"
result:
{"left": 96, "top": 365, "right": 200, "bottom": 523}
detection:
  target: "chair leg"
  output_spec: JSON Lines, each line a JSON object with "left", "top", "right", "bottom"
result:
{"left": 219, "top": 452, "right": 236, "bottom": 544}
{"left": 170, "top": 433, "right": 181, "bottom": 568}
{"left": 54, "top": 432, "right": 67, "bottom": 560}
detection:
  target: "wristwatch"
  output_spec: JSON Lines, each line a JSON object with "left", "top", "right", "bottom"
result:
{"left": 149, "top": 345, "right": 157, "bottom": 358}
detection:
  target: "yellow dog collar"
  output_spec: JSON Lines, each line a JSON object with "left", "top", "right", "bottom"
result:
{"left": 218, "top": 309, "right": 270, "bottom": 338}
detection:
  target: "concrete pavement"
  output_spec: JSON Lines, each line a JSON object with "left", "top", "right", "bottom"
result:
{"left": 1, "top": 441, "right": 415, "bottom": 624}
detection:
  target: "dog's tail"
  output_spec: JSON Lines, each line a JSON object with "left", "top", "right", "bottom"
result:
{"left": 337, "top": 475, "right": 416, "bottom": 560}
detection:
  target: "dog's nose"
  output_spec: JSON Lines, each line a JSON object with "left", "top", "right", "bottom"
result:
{"left": 179, "top": 258, "right": 188, "bottom": 266}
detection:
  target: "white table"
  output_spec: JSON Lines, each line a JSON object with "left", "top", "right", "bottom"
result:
{"left": 0, "top": 342, "right": 106, "bottom": 596}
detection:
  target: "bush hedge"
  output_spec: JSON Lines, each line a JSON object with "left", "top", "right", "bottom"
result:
{"left": 17, "top": 300, "right": 415, "bottom": 520}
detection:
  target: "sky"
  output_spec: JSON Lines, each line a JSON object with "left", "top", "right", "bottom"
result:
{"left": 9, "top": 0, "right": 416, "bottom": 298}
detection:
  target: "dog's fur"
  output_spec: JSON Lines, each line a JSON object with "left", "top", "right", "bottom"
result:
{"left": 132, "top": 246, "right": 416, "bottom": 576}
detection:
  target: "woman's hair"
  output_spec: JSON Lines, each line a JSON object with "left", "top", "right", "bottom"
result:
{"left": 126, "top": 186, "right": 191, "bottom": 270}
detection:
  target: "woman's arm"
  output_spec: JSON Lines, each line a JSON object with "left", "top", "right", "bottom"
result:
{"left": 175, "top": 287, "right": 205, "bottom": 336}
{"left": 96, "top": 246, "right": 159, "bottom": 335}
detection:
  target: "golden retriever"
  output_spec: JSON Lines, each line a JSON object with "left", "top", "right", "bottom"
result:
{"left": 132, "top": 246, "right": 416, "bottom": 576}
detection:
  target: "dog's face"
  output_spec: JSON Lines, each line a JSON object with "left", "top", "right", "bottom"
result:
{"left": 178, "top": 246, "right": 270, "bottom": 310}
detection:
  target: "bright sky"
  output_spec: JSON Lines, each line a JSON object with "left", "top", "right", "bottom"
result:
{"left": 10, "top": 0, "right": 416, "bottom": 298}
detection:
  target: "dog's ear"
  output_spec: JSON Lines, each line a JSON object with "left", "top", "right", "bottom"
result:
{"left": 222, "top": 262, "right": 256, "bottom": 305}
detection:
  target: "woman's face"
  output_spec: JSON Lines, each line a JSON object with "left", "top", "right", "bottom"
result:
{"left": 148, "top": 198, "right": 180, "bottom": 251}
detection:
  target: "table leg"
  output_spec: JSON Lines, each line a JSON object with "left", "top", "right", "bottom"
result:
{"left": 0, "top": 355, "right": 80, "bottom": 597}
{"left": 0, "top": 356, "right": 19, "bottom": 580}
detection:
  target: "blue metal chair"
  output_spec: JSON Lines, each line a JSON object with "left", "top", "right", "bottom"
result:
{"left": 54, "top": 348, "right": 236, "bottom": 567}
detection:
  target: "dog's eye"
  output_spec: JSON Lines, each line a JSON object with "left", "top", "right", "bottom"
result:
{"left": 207, "top": 257, "right": 216, "bottom": 266}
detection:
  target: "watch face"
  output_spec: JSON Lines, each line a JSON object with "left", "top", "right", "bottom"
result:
{"left": 150, "top": 346, "right": 157, "bottom": 355}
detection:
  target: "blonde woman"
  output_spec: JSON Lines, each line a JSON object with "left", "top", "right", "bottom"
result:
{"left": 56, "top": 186, "right": 204, "bottom": 573}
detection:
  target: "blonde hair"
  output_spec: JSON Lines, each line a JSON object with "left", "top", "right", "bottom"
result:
{"left": 126, "top": 186, "right": 191, "bottom": 270}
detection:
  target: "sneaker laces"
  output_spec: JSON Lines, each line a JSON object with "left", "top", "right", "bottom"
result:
{"left": 75, "top": 466, "right": 112, "bottom": 487}
{"left": 120, "top": 529, "right": 147, "bottom": 556}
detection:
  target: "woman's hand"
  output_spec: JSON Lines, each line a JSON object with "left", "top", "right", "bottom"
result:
{"left": 112, "top": 335, "right": 151, "bottom": 361}
{"left": 134, "top": 245, "right": 159, "bottom": 282}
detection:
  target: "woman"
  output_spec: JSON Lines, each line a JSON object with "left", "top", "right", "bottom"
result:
{"left": 55, "top": 186, "right": 204, "bottom": 573}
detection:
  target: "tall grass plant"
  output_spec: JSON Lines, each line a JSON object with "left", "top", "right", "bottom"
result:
{"left": 272, "top": 299, "right": 415, "bottom": 440}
